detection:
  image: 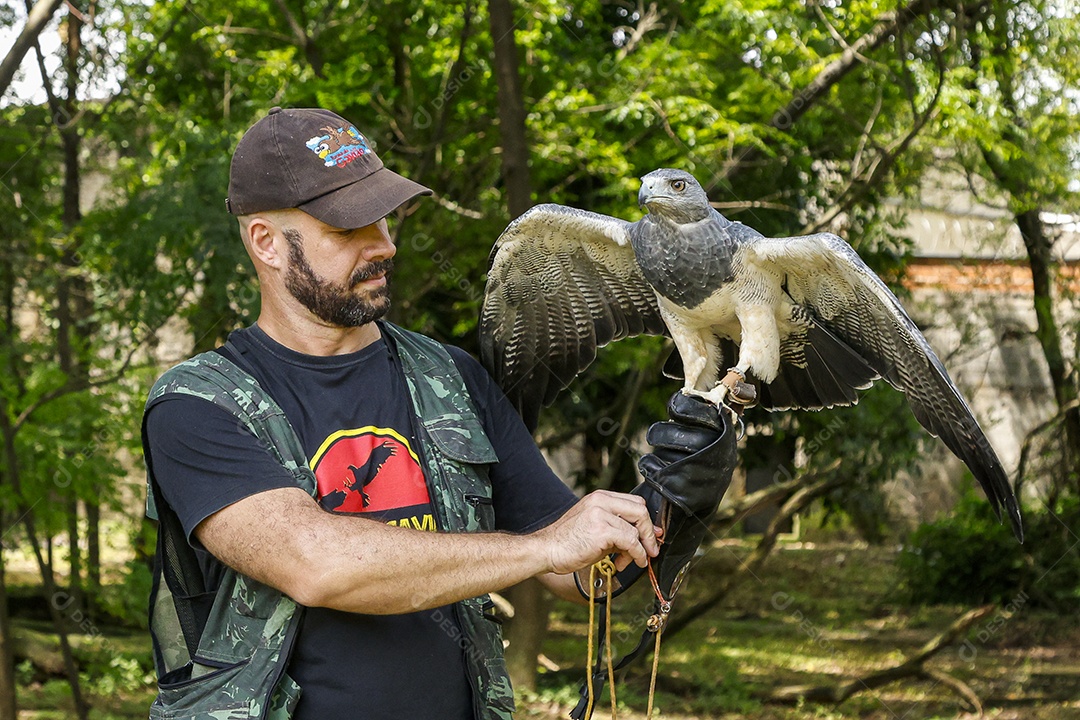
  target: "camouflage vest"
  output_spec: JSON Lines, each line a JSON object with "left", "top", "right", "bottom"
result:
{"left": 143, "top": 322, "right": 515, "bottom": 720}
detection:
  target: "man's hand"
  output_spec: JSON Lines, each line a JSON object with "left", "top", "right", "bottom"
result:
{"left": 533, "top": 490, "right": 661, "bottom": 575}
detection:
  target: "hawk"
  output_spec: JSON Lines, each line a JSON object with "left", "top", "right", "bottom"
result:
{"left": 480, "top": 168, "right": 1023, "bottom": 541}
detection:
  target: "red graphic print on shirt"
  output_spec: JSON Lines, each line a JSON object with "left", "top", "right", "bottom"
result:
{"left": 310, "top": 427, "right": 433, "bottom": 529}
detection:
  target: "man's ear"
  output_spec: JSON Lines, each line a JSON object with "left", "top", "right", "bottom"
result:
{"left": 245, "top": 215, "right": 286, "bottom": 269}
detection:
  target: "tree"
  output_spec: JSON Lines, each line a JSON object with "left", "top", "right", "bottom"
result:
{"left": 485, "top": 0, "right": 549, "bottom": 693}
{"left": 0, "top": 0, "right": 64, "bottom": 98}
{"left": 0, "top": 2, "right": 199, "bottom": 714}
{"left": 949, "top": 0, "right": 1080, "bottom": 499}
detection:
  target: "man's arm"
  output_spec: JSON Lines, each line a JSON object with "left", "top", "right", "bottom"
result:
{"left": 195, "top": 486, "right": 659, "bottom": 614}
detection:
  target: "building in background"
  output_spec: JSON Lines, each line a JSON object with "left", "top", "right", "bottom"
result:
{"left": 891, "top": 172, "right": 1079, "bottom": 521}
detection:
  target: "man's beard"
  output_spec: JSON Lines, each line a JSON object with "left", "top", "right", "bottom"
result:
{"left": 282, "top": 227, "right": 393, "bottom": 328}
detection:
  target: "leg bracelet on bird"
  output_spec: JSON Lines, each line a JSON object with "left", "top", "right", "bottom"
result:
{"left": 720, "top": 367, "right": 757, "bottom": 406}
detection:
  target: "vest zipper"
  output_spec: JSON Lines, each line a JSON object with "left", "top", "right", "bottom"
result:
{"left": 413, "top": 422, "right": 484, "bottom": 720}
{"left": 256, "top": 605, "right": 303, "bottom": 720}
{"left": 464, "top": 493, "right": 493, "bottom": 508}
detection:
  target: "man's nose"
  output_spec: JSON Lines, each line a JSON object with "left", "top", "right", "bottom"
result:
{"left": 363, "top": 223, "right": 397, "bottom": 261}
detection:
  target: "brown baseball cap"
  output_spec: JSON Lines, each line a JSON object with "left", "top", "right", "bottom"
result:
{"left": 226, "top": 107, "right": 432, "bottom": 228}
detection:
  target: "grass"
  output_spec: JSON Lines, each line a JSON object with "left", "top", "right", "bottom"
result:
{"left": 11, "top": 537, "right": 1080, "bottom": 718}
{"left": 525, "top": 539, "right": 1080, "bottom": 719}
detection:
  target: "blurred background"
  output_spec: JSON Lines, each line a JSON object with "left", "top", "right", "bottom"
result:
{"left": 1, "top": 0, "right": 1078, "bottom": 717}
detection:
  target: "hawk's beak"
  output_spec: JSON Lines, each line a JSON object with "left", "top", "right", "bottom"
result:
{"left": 638, "top": 179, "right": 654, "bottom": 209}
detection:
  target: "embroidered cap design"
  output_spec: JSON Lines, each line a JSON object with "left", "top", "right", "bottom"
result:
{"left": 306, "top": 124, "right": 372, "bottom": 168}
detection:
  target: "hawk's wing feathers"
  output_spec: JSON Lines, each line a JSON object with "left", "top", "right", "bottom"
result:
{"left": 745, "top": 232, "right": 1022, "bottom": 538}
{"left": 480, "top": 204, "right": 666, "bottom": 431}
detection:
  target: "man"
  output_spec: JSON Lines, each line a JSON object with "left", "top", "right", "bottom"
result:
{"left": 142, "top": 107, "right": 736, "bottom": 720}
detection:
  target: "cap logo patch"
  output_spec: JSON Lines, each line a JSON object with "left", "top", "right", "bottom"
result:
{"left": 305, "top": 124, "right": 371, "bottom": 168}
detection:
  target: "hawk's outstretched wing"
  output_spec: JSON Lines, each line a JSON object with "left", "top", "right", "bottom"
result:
{"left": 480, "top": 204, "right": 666, "bottom": 431}
{"left": 743, "top": 231, "right": 1023, "bottom": 539}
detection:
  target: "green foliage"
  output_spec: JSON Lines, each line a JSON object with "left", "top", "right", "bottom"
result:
{"left": 899, "top": 492, "right": 1080, "bottom": 610}
{"left": 809, "top": 382, "right": 927, "bottom": 542}
{"left": 98, "top": 560, "right": 153, "bottom": 630}
{"left": 81, "top": 653, "right": 155, "bottom": 697}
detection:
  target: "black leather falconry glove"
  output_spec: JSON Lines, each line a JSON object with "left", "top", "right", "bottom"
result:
{"left": 575, "top": 392, "right": 738, "bottom": 601}
{"left": 635, "top": 392, "right": 738, "bottom": 599}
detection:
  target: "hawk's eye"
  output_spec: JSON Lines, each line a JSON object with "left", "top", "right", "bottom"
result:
{"left": 671, "top": 179, "right": 687, "bottom": 192}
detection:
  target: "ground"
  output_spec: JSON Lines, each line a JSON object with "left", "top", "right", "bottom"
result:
{"left": 9, "top": 539, "right": 1080, "bottom": 718}
{"left": 521, "top": 540, "right": 1080, "bottom": 720}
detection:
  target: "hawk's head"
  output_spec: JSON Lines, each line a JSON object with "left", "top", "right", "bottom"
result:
{"left": 638, "top": 169, "right": 711, "bottom": 224}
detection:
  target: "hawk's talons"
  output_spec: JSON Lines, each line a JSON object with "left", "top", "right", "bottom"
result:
{"left": 682, "top": 384, "right": 728, "bottom": 407}
{"left": 721, "top": 368, "right": 757, "bottom": 405}
{"left": 681, "top": 382, "right": 747, "bottom": 429}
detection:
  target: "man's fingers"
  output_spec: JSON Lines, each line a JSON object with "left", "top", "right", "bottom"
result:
{"left": 543, "top": 490, "right": 665, "bottom": 575}
{"left": 597, "top": 491, "right": 658, "bottom": 544}
{"left": 599, "top": 494, "right": 659, "bottom": 560}
{"left": 611, "top": 551, "right": 634, "bottom": 573}
{"left": 599, "top": 513, "right": 648, "bottom": 566}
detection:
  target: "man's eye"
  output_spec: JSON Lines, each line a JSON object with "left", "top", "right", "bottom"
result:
{"left": 672, "top": 180, "right": 686, "bottom": 191}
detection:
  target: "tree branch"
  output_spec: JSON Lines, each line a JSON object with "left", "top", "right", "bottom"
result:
{"left": 1015, "top": 398, "right": 1080, "bottom": 499}
{"left": 417, "top": 0, "right": 477, "bottom": 182}
{"left": 802, "top": 57, "right": 946, "bottom": 235}
{"left": 714, "top": 0, "right": 946, "bottom": 189}
{"left": 768, "top": 605, "right": 994, "bottom": 708}
{"left": 11, "top": 333, "right": 145, "bottom": 434}
{"left": 614, "top": 1, "right": 663, "bottom": 61}
{"left": 429, "top": 192, "right": 483, "bottom": 220}
{"left": 271, "top": 0, "right": 325, "bottom": 78}
{"left": 712, "top": 459, "right": 843, "bottom": 528}
{"left": 0, "top": 0, "right": 65, "bottom": 98}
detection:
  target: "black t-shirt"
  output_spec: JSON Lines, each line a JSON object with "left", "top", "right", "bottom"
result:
{"left": 144, "top": 324, "right": 577, "bottom": 720}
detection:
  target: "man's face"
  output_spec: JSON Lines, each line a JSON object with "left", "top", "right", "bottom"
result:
{"left": 282, "top": 223, "right": 394, "bottom": 328}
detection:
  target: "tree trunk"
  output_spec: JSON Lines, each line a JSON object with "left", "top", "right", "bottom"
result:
{"left": 1015, "top": 210, "right": 1080, "bottom": 496}
{"left": 964, "top": 2, "right": 1080, "bottom": 498}
{"left": 0, "top": 413, "right": 88, "bottom": 720}
{"left": 21, "top": 521, "right": 88, "bottom": 720}
{"left": 85, "top": 501, "right": 100, "bottom": 617}
{"left": 65, "top": 499, "right": 83, "bottom": 615}
{"left": 0, "top": 543, "right": 18, "bottom": 720}
{"left": 31, "top": 8, "right": 91, "bottom": 717}
{"left": 488, "top": 0, "right": 532, "bottom": 218}
{"left": 502, "top": 580, "right": 550, "bottom": 692}
{"left": 0, "top": 250, "right": 17, "bottom": 720}
{"left": 53, "top": 0, "right": 87, "bottom": 625}
{"left": 487, "top": 0, "right": 544, "bottom": 692}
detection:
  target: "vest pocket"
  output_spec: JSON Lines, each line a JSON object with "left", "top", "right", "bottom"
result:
{"left": 424, "top": 414, "right": 499, "bottom": 464}
{"left": 152, "top": 657, "right": 253, "bottom": 718}
{"left": 230, "top": 574, "right": 274, "bottom": 619}
{"left": 464, "top": 492, "right": 496, "bottom": 529}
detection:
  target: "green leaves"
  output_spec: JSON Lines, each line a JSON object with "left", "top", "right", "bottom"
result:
{"left": 4, "top": 0, "right": 1077, "bottom": 556}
